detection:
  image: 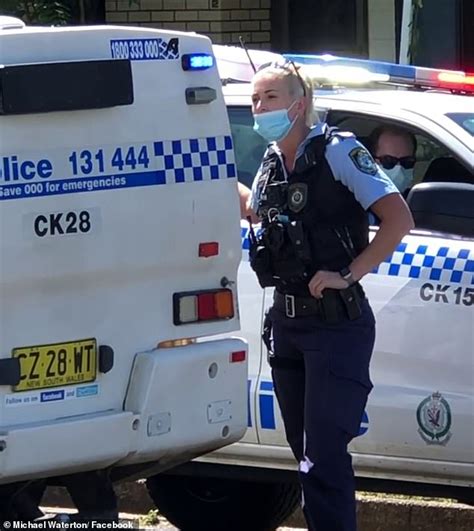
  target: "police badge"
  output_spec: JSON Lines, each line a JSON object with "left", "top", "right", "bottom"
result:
{"left": 288, "top": 183, "right": 308, "bottom": 213}
{"left": 349, "top": 147, "right": 378, "bottom": 175}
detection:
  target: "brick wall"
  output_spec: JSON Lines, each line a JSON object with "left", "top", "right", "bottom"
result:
{"left": 105, "top": 0, "right": 271, "bottom": 49}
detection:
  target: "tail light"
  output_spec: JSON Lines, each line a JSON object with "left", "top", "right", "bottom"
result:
{"left": 173, "top": 288, "right": 234, "bottom": 325}
{"left": 199, "top": 242, "right": 219, "bottom": 257}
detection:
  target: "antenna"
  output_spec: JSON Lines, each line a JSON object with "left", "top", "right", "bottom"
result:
{"left": 239, "top": 36, "right": 257, "bottom": 73}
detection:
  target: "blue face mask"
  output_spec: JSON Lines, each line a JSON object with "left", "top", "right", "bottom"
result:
{"left": 253, "top": 101, "right": 298, "bottom": 142}
{"left": 385, "top": 165, "right": 414, "bottom": 193}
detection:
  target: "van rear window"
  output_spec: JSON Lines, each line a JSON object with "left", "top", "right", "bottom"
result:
{"left": 0, "top": 59, "right": 133, "bottom": 115}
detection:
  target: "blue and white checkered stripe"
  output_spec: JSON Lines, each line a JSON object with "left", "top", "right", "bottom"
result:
{"left": 374, "top": 241, "right": 474, "bottom": 285}
{"left": 241, "top": 223, "right": 474, "bottom": 285}
{"left": 158, "top": 39, "right": 179, "bottom": 60}
{"left": 154, "top": 135, "right": 236, "bottom": 183}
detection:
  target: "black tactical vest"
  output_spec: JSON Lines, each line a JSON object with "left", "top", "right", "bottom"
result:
{"left": 248, "top": 126, "right": 369, "bottom": 296}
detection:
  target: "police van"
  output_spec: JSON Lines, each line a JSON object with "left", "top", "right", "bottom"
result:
{"left": 0, "top": 19, "right": 248, "bottom": 520}
{"left": 145, "top": 47, "right": 474, "bottom": 530}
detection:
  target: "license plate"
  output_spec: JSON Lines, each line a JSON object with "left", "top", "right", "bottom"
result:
{"left": 12, "top": 338, "right": 97, "bottom": 392}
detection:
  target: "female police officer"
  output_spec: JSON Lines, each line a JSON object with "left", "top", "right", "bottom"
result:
{"left": 239, "top": 63, "right": 414, "bottom": 531}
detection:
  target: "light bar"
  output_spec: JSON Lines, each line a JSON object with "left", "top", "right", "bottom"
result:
{"left": 304, "top": 64, "right": 390, "bottom": 85}
{"left": 285, "top": 53, "right": 416, "bottom": 83}
{"left": 284, "top": 53, "right": 474, "bottom": 94}
{"left": 182, "top": 53, "right": 214, "bottom": 71}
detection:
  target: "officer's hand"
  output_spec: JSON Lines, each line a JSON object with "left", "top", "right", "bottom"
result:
{"left": 308, "top": 270, "right": 348, "bottom": 298}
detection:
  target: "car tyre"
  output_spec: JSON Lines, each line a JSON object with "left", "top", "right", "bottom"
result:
{"left": 146, "top": 474, "right": 301, "bottom": 531}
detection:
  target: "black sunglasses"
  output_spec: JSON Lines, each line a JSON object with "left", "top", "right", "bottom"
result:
{"left": 257, "top": 59, "right": 307, "bottom": 97}
{"left": 377, "top": 155, "right": 416, "bottom": 170}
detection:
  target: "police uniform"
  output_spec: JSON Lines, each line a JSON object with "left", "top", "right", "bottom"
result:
{"left": 248, "top": 123, "right": 397, "bottom": 531}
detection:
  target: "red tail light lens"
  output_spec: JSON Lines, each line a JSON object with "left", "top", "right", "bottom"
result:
{"left": 230, "top": 350, "right": 246, "bottom": 363}
{"left": 197, "top": 293, "right": 217, "bottom": 320}
{"left": 199, "top": 242, "right": 219, "bottom": 258}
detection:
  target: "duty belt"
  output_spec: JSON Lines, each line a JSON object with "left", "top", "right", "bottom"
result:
{"left": 273, "top": 284, "right": 365, "bottom": 321}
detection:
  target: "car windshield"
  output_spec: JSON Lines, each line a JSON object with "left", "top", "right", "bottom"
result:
{"left": 445, "top": 112, "right": 474, "bottom": 136}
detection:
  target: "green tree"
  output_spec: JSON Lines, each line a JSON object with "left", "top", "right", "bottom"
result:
{"left": 15, "top": 1, "right": 72, "bottom": 25}
{"left": 1, "top": 0, "right": 106, "bottom": 25}
{"left": 1, "top": 0, "right": 22, "bottom": 16}
{"left": 408, "top": 0, "right": 424, "bottom": 64}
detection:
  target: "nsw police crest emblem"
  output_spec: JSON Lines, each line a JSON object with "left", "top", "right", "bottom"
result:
{"left": 288, "top": 183, "right": 308, "bottom": 213}
{"left": 416, "top": 391, "right": 452, "bottom": 446}
{"left": 349, "top": 147, "right": 377, "bottom": 175}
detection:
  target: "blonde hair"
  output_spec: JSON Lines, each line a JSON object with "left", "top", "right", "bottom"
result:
{"left": 254, "top": 64, "right": 315, "bottom": 126}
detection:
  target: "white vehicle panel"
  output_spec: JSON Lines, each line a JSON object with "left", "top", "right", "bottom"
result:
{"left": 0, "top": 24, "right": 248, "bottom": 484}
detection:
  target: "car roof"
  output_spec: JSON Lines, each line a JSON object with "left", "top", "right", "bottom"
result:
{"left": 317, "top": 89, "right": 474, "bottom": 114}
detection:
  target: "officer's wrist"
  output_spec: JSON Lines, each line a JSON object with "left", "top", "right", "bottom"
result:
{"left": 339, "top": 266, "right": 356, "bottom": 286}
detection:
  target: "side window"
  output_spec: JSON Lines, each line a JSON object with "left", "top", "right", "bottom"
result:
{"left": 325, "top": 111, "right": 473, "bottom": 186}
{"left": 227, "top": 105, "right": 267, "bottom": 189}
{"left": 325, "top": 110, "right": 474, "bottom": 236}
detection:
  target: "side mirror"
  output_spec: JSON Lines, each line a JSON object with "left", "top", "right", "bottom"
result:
{"left": 406, "top": 182, "right": 474, "bottom": 237}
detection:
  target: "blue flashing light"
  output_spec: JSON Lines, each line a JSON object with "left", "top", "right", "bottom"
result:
{"left": 284, "top": 53, "right": 417, "bottom": 82}
{"left": 182, "top": 53, "right": 214, "bottom": 71}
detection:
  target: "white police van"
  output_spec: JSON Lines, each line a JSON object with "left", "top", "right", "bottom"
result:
{"left": 145, "top": 47, "right": 474, "bottom": 530}
{"left": 0, "top": 19, "right": 248, "bottom": 520}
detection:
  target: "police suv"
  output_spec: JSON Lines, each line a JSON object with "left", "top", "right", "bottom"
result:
{"left": 0, "top": 19, "right": 248, "bottom": 520}
{"left": 145, "top": 47, "right": 474, "bottom": 530}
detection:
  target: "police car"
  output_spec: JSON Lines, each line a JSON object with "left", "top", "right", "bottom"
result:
{"left": 0, "top": 19, "right": 248, "bottom": 520}
{"left": 145, "top": 47, "right": 474, "bottom": 531}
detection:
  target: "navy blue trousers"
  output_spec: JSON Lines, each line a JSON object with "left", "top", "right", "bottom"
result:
{"left": 270, "top": 299, "right": 375, "bottom": 531}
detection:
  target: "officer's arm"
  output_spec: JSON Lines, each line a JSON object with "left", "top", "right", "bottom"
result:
{"left": 325, "top": 137, "right": 414, "bottom": 282}
{"left": 349, "top": 193, "right": 414, "bottom": 282}
{"left": 238, "top": 182, "right": 259, "bottom": 223}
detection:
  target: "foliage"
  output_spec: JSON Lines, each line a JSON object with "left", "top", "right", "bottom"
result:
{"left": 0, "top": 0, "right": 105, "bottom": 25}
{"left": 14, "top": 1, "right": 72, "bottom": 25}
{"left": 408, "top": 0, "right": 424, "bottom": 64}
{"left": 1, "top": 0, "right": 22, "bottom": 16}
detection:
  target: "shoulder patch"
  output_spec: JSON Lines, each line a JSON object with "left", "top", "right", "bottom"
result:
{"left": 349, "top": 147, "right": 377, "bottom": 175}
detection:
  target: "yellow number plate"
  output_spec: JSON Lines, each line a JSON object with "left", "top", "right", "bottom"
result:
{"left": 12, "top": 338, "right": 97, "bottom": 392}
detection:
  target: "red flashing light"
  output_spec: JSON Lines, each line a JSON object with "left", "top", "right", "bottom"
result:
{"left": 438, "top": 72, "right": 474, "bottom": 86}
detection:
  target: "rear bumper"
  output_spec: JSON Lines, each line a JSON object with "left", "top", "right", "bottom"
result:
{"left": 0, "top": 337, "right": 248, "bottom": 484}
{"left": 0, "top": 411, "right": 135, "bottom": 484}
{"left": 119, "top": 337, "right": 248, "bottom": 466}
